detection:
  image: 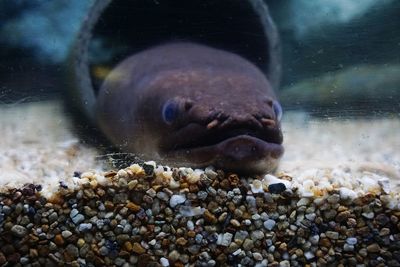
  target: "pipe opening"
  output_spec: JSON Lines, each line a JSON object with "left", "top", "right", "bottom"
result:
{"left": 88, "top": 0, "right": 270, "bottom": 91}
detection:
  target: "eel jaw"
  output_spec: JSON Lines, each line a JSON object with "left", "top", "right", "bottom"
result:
{"left": 161, "top": 133, "right": 284, "bottom": 174}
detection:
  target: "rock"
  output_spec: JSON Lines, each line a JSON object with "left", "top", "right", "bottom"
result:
{"left": 325, "top": 231, "right": 339, "bottom": 240}
{"left": 268, "top": 183, "right": 286, "bottom": 194}
{"left": 160, "top": 257, "right": 170, "bottom": 266}
{"left": 169, "top": 195, "right": 186, "bottom": 208}
{"left": 62, "top": 230, "right": 73, "bottom": 239}
{"left": 204, "top": 209, "right": 217, "bottom": 224}
{"left": 346, "top": 237, "right": 357, "bottom": 245}
{"left": 78, "top": 223, "right": 92, "bottom": 232}
{"left": 65, "top": 244, "right": 79, "bottom": 260}
{"left": 250, "top": 230, "right": 265, "bottom": 241}
{"left": 217, "top": 233, "right": 233, "bottom": 246}
{"left": 132, "top": 243, "right": 146, "bottom": 254}
{"left": 263, "top": 219, "right": 276, "bottom": 230}
{"left": 11, "top": 225, "right": 28, "bottom": 237}
{"left": 367, "top": 244, "right": 380, "bottom": 253}
{"left": 242, "top": 239, "right": 254, "bottom": 251}
{"left": 168, "top": 250, "right": 180, "bottom": 262}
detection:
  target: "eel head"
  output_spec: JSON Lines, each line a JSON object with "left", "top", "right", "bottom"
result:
{"left": 157, "top": 94, "right": 284, "bottom": 174}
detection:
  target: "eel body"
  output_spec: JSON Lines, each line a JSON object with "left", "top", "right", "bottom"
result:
{"left": 96, "top": 43, "right": 283, "bottom": 173}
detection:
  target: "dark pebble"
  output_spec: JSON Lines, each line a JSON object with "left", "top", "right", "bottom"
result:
{"left": 268, "top": 183, "right": 286, "bottom": 194}
{"left": 142, "top": 164, "right": 154, "bottom": 176}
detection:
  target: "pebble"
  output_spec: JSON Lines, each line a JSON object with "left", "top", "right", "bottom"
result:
{"left": 132, "top": 243, "right": 146, "bottom": 254}
{"left": 326, "top": 231, "right": 339, "bottom": 240}
{"left": 310, "top": 235, "right": 320, "bottom": 245}
{"left": 168, "top": 250, "right": 180, "bottom": 261}
{"left": 304, "top": 251, "right": 315, "bottom": 260}
{"left": 343, "top": 244, "right": 355, "bottom": 252}
{"left": 297, "top": 198, "right": 310, "bottom": 207}
{"left": 71, "top": 214, "right": 85, "bottom": 224}
{"left": 78, "top": 223, "right": 92, "bottom": 232}
{"left": 346, "top": 237, "right": 358, "bottom": 245}
{"left": 99, "top": 246, "right": 109, "bottom": 256}
{"left": 11, "top": 225, "right": 28, "bottom": 237}
{"left": 253, "top": 252, "right": 263, "bottom": 261}
{"left": 169, "top": 195, "right": 186, "bottom": 208}
{"left": 251, "top": 180, "right": 264, "bottom": 193}
{"left": 268, "top": 183, "right": 286, "bottom": 194}
{"left": 263, "top": 219, "right": 276, "bottom": 230}
{"left": 263, "top": 174, "right": 291, "bottom": 189}
{"left": 160, "top": 257, "right": 170, "bottom": 266}
{"left": 65, "top": 244, "right": 79, "bottom": 259}
{"left": 251, "top": 230, "right": 264, "bottom": 241}
{"left": 242, "top": 239, "right": 254, "bottom": 250}
{"left": 0, "top": 163, "right": 398, "bottom": 266}
{"left": 367, "top": 244, "right": 381, "bottom": 253}
{"left": 62, "top": 230, "right": 73, "bottom": 239}
{"left": 217, "top": 233, "right": 233, "bottom": 246}
{"left": 339, "top": 187, "right": 357, "bottom": 200}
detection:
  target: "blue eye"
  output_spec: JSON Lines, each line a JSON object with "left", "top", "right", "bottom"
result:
{"left": 272, "top": 100, "right": 283, "bottom": 122}
{"left": 162, "top": 100, "right": 180, "bottom": 124}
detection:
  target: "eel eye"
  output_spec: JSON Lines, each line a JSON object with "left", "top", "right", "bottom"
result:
{"left": 162, "top": 100, "right": 180, "bottom": 124}
{"left": 272, "top": 100, "right": 283, "bottom": 122}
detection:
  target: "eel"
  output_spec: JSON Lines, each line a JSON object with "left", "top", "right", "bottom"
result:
{"left": 95, "top": 42, "right": 283, "bottom": 173}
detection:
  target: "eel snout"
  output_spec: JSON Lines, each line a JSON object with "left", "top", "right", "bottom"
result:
{"left": 160, "top": 97, "right": 284, "bottom": 173}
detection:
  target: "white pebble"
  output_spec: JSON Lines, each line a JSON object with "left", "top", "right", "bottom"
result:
{"left": 303, "top": 179, "right": 315, "bottom": 190}
{"left": 187, "top": 169, "right": 203, "bottom": 184}
{"left": 378, "top": 178, "right": 391, "bottom": 194}
{"left": 305, "top": 213, "right": 316, "bottom": 221}
{"left": 168, "top": 179, "right": 180, "bottom": 189}
{"left": 232, "top": 249, "right": 242, "bottom": 256}
{"left": 263, "top": 219, "right": 276, "bottom": 230}
{"left": 244, "top": 219, "right": 252, "bottom": 226}
{"left": 160, "top": 257, "right": 170, "bottom": 267}
{"left": 169, "top": 195, "right": 186, "bottom": 208}
{"left": 339, "top": 187, "right": 357, "bottom": 200}
{"left": 346, "top": 237, "right": 358, "bottom": 245}
{"left": 117, "top": 169, "right": 128, "bottom": 178}
{"left": 250, "top": 180, "right": 264, "bottom": 194}
{"left": 255, "top": 259, "right": 269, "bottom": 267}
{"left": 187, "top": 220, "right": 195, "bottom": 231}
{"left": 78, "top": 223, "right": 92, "bottom": 232}
{"left": 299, "top": 189, "right": 314, "bottom": 198}
{"left": 179, "top": 206, "right": 204, "bottom": 217}
{"left": 304, "top": 251, "right": 314, "bottom": 260}
{"left": 359, "top": 176, "right": 380, "bottom": 192}
{"left": 217, "top": 233, "right": 233, "bottom": 246}
{"left": 297, "top": 198, "right": 310, "bottom": 207}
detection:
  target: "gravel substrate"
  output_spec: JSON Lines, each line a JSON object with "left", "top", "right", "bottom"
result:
{"left": 1, "top": 101, "right": 399, "bottom": 266}
{"left": 0, "top": 162, "right": 399, "bottom": 266}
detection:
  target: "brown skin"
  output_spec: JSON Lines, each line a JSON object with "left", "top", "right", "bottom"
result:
{"left": 96, "top": 43, "right": 283, "bottom": 173}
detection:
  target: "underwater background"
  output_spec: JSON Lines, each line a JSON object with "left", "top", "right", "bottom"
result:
{"left": 1, "top": 0, "right": 399, "bottom": 116}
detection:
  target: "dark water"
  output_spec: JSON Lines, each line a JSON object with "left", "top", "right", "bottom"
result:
{"left": 1, "top": 0, "right": 399, "bottom": 117}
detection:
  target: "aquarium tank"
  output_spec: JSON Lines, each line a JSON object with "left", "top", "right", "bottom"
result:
{"left": 0, "top": 0, "right": 399, "bottom": 266}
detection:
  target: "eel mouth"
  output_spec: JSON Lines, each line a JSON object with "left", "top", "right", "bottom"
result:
{"left": 161, "top": 123, "right": 284, "bottom": 172}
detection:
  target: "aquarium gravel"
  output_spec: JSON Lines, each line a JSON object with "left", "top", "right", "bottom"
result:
{"left": 0, "top": 162, "right": 399, "bottom": 267}
{"left": 1, "top": 101, "right": 400, "bottom": 266}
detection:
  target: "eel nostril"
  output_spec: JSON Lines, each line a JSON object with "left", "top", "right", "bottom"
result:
{"left": 264, "top": 99, "right": 274, "bottom": 107}
{"left": 184, "top": 100, "right": 194, "bottom": 112}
